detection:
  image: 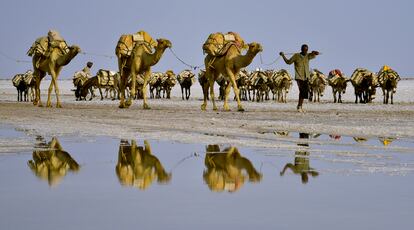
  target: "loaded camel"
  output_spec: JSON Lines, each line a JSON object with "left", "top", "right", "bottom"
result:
{"left": 116, "top": 31, "right": 171, "bottom": 109}
{"left": 177, "top": 70, "right": 196, "bottom": 100}
{"left": 202, "top": 32, "right": 262, "bottom": 111}
{"left": 350, "top": 68, "right": 378, "bottom": 104}
{"left": 29, "top": 32, "right": 80, "bottom": 108}
{"left": 328, "top": 69, "right": 349, "bottom": 103}
{"left": 308, "top": 69, "right": 327, "bottom": 102}
{"left": 377, "top": 66, "right": 400, "bottom": 104}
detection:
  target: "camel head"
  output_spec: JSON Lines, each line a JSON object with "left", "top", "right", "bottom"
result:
{"left": 69, "top": 45, "right": 81, "bottom": 54}
{"left": 247, "top": 42, "right": 263, "bottom": 54}
{"left": 156, "top": 39, "right": 172, "bottom": 49}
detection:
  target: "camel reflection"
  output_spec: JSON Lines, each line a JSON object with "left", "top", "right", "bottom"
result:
{"left": 116, "top": 140, "right": 171, "bottom": 190}
{"left": 379, "top": 137, "right": 395, "bottom": 146}
{"left": 280, "top": 133, "right": 319, "bottom": 184}
{"left": 203, "top": 145, "right": 262, "bottom": 193}
{"left": 27, "top": 136, "right": 80, "bottom": 187}
{"left": 353, "top": 137, "right": 368, "bottom": 143}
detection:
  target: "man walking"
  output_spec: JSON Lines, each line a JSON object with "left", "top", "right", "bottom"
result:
{"left": 280, "top": 45, "right": 319, "bottom": 112}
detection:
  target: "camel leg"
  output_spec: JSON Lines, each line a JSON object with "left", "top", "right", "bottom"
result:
{"left": 53, "top": 76, "right": 62, "bottom": 108}
{"left": 181, "top": 86, "right": 184, "bottom": 100}
{"left": 99, "top": 86, "right": 103, "bottom": 100}
{"left": 141, "top": 71, "right": 151, "bottom": 109}
{"left": 33, "top": 72, "right": 43, "bottom": 106}
{"left": 223, "top": 82, "right": 232, "bottom": 111}
{"left": 391, "top": 91, "right": 394, "bottom": 104}
{"left": 187, "top": 87, "right": 191, "bottom": 100}
{"left": 46, "top": 77, "right": 55, "bottom": 108}
{"left": 227, "top": 70, "right": 244, "bottom": 112}
{"left": 385, "top": 90, "right": 390, "bottom": 104}
{"left": 119, "top": 73, "right": 127, "bottom": 108}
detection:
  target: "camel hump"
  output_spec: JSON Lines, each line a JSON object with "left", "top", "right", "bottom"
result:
{"left": 350, "top": 68, "right": 371, "bottom": 85}
{"left": 203, "top": 32, "right": 246, "bottom": 56}
{"left": 328, "top": 69, "right": 347, "bottom": 85}
{"left": 97, "top": 69, "right": 116, "bottom": 86}
{"left": 310, "top": 69, "right": 327, "bottom": 85}
{"left": 27, "top": 36, "right": 49, "bottom": 57}
{"left": 135, "top": 30, "right": 158, "bottom": 49}
{"left": 12, "top": 74, "right": 24, "bottom": 87}
{"left": 116, "top": 31, "right": 157, "bottom": 58}
{"left": 177, "top": 70, "right": 195, "bottom": 84}
{"left": 116, "top": 34, "right": 134, "bottom": 57}
{"left": 378, "top": 65, "right": 400, "bottom": 85}
{"left": 273, "top": 69, "right": 292, "bottom": 85}
{"left": 47, "top": 30, "right": 70, "bottom": 54}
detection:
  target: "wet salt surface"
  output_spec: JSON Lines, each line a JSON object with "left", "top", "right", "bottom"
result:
{"left": 0, "top": 126, "right": 414, "bottom": 229}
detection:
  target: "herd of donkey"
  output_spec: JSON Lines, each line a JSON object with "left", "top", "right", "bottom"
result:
{"left": 11, "top": 30, "right": 402, "bottom": 110}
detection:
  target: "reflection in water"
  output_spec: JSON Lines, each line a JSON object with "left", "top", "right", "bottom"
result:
{"left": 203, "top": 145, "right": 262, "bottom": 193}
{"left": 329, "top": 134, "right": 341, "bottom": 140}
{"left": 27, "top": 136, "right": 80, "bottom": 187}
{"left": 116, "top": 140, "right": 171, "bottom": 190}
{"left": 280, "top": 133, "right": 319, "bottom": 184}
{"left": 379, "top": 137, "right": 395, "bottom": 146}
{"left": 353, "top": 137, "right": 368, "bottom": 143}
{"left": 274, "top": 131, "right": 289, "bottom": 136}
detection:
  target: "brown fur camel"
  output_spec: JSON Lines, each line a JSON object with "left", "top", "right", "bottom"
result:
{"left": 117, "top": 38, "right": 172, "bottom": 109}
{"left": 202, "top": 42, "right": 262, "bottom": 111}
{"left": 31, "top": 43, "right": 80, "bottom": 108}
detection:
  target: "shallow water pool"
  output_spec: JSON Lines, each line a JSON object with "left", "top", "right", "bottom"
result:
{"left": 0, "top": 125, "right": 413, "bottom": 229}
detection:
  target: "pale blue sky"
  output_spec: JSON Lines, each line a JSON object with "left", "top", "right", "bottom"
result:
{"left": 0, "top": 0, "right": 412, "bottom": 79}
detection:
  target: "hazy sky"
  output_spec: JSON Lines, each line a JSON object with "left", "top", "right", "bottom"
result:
{"left": 0, "top": 0, "right": 412, "bottom": 79}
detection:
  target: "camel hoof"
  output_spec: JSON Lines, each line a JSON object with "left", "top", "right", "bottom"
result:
{"left": 213, "top": 106, "right": 218, "bottom": 111}
{"left": 125, "top": 99, "right": 132, "bottom": 107}
{"left": 119, "top": 101, "right": 127, "bottom": 109}
{"left": 56, "top": 104, "right": 62, "bottom": 108}
{"left": 238, "top": 107, "right": 245, "bottom": 112}
{"left": 143, "top": 103, "right": 151, "bottom": 110}
{"left": 201, "top": 104, "right": 207, "bottom": 111}
{"left": 38, "top": 103, "right": 43, "bottom": 107}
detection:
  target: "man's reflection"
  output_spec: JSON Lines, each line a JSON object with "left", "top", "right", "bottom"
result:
{"left": 280, "top": 133, "right": 319, "bottom": 184}
{"left": 203, "top": 145, "right": 262, "bottom": 193}
{"left": 116, "top": 140, "right": 171, "bottom": 190}
{"left": 27, "top": 136, "right": 80, "bottom": 187}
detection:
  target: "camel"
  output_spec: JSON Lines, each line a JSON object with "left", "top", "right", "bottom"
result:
{"left": 73, "top": 71, "right": 94, "bottom": 101}
{"left": 203, "top": 145, "right": 262, "bottom": 192}
{"left": 30, "top": 39, "right": 80, "bottom": 108}
{"left": 249, "top": 70, "right": 268, "bottom": 102}
{"left": 149, "top": 72, "right": 164, "bottom": 99}
{"left": 80, "top": 74, "right": 120, "bottom": 101}
{"left": 351, "top": 68, "right": 378, "bottom": 104}
{"left": 378, "top": 66, "right": 400, "bottom": 104}
{"left": 116, "top": 140, "right": 171, "bottom": 190}
{"left": 27, "top": 136, "right": 80, "bottom": 187}
{"left": 12, "top": 73, "right": 29, "bottom": 102}
{"left": 308, "top": 69, "right": 327, "bottom": 102}
{"left": 270, "top": 69, "right": 292, "bottom": 103}
{"left": 215, "top": 75, "right": 229, "bottom": 101}
{"left": 202, "top": 37, "right": 263, "bottom": 111}
{"left": 161, "top": 70, "right": 176, "bottom": 99}
{"left": 236, "top": 69, "right": 249, "bottom": 101}
{"left": 117, "top": 36, "right": 171, "bottom": 109}
{"left": 328, "top": 69, "right": 349, "bottom": 103}
{"left": 177, "top": 70, "right": 196, "bottom": 100}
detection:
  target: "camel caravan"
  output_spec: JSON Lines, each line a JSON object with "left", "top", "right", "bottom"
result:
{"left": 15, "top": 29, "right": 402, "bottom": 110}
